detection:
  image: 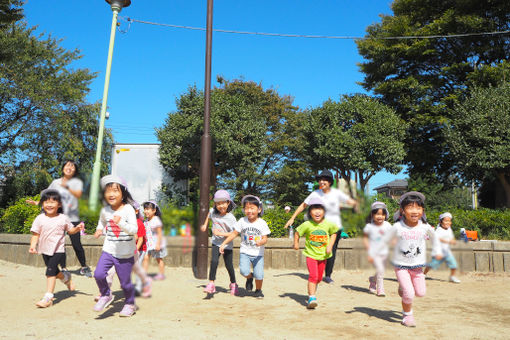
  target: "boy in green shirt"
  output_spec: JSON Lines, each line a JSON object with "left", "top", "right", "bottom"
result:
{"left": 294, "top": 197, "right": 339, "bottom": 309}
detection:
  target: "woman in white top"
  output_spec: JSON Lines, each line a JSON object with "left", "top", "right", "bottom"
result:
{"left": 285, "top": 169, "right": 357, "bottom": 283}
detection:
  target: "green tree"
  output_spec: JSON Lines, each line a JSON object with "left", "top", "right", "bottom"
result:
{"left": 303, "top": 94, "right": 406, "bottom": 193}
{"left": 445, "top": 84, "right": 510, "bottom": 207}
{"left": 356, "top": 0, "right": 510, "bottom": 182}
{"left": 0, "top": 14, "right": 112, "bottom": 206}
{"left": 0, "top": 0, "right": 23, "bottom": 62}
{"left": 157, "top": 78, "right": 302, "bottom": 202}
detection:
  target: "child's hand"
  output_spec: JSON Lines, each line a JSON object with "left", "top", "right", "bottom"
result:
{"left": 450, "top": 239, "right": 456, "bottom": 245}
{"left": 434, "top": 254, "right": 443, "bottom": 261}
{"left": 94, "top": 229, "right": 103, "bottom": 238}
{"left": 326, "top": 245, "right": 333, "bottom": 254}
{"left": 26, "top": 199, "right": 37, "bottom": 205}
{"left": 219, "top": 244, "right": 225, "bottom": 254}
{"left": 293, "top": 243, "right": 299, "bottom": 250}
{"left": 78, "top": 222, "right": 85, "bottom": 231}
{"left": 367, "top": 255, "right": 374, "bottom": 263}
{"left": 200, "top": 224, "right": 207, "bottom": 232}
{"left": 29, "top": 247, "right": 37, "bottom": 254}
{"left": 112, "top": 215, "right": 121, "bottom": 224}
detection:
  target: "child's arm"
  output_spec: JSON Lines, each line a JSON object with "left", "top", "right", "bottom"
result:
{"left": 256, "top": 235, "right": 268, "bottom": 247}
{"left": 200, "top": 213, "right": 210, "bottom": 232}
{"left": 428, "top": 226, "right": 443, "bottom": 260}
{"left": 29, "top": 232, "right": 39, "bottom": 254}
{"left": 219, "top": 230, "right": 239, "bottom": 254}
{"left": 326, "top": 233, "right": 337, "bottom": 254}
{"left": 155, "top": 227, "right": 163, "bottom": 251}
{"left": 293, "top": 231, "right": 300, "bottom": 250}
{"left": 363, "top": 234, "right": 373, "bottom": 263}
{"left": 68, "top": 222, "right": 84, "bottom": 235}
{"left": 136, "top": 235, "right": 143, "bottom": 250}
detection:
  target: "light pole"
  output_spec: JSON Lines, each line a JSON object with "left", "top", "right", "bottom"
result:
{"left": 89, "top": 0, "right": 131, "bottom": 211}
{"left": 195, "top": 0, "right": 214, "bottom": 279}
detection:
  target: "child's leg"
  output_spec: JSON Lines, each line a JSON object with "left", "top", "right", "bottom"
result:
{"left": 223, "top": 248, "right": 236, "bottom": 284}
{"left": 445, "top": 254, "right": 458, "bottom": 277}
{"left": 94, "top": 252, "right": 115, "bottom": 297}
{"left": 239, "top": 253, "right": 252, "bottom": 278}
{"left": 410, "top": 267, "right": 426, "bottom": 298}
{"left": 208, "top": 245, "right": 221, "bottom": 282}
{"left": 394, "top": 267, "right": 415, "bottom": 312}
{"left": 373, "top": 255, "right": 386, "bottom": 293}
{"left": 157, "top": 258, "right": 165, "bottom": 275}
{"left": 113, "top": 256, "right": 135, "bottom": 305}
{"left": 106, "top": 266, "right": 115, "bottom": 288}
{"left": 252, "top": 256, "right": 264, "bottom": 290}
{"left": 306, "top": 257, "right": 320, "bottom": 296}
{"left": 143, "top": 253, "right": 150, "bottom": 272}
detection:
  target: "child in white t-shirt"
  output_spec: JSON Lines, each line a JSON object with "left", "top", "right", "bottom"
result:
{"left": 363, "top": 201, "right": 392, "bottom": 296}
{"left": 423, "top": 212, "right": 460, "bottom": 283}
{"left": 220, "top": 195, "right": 270, "bottom": 299}
{"left": 29, "top": 189, "right": 84, "bottom": 308}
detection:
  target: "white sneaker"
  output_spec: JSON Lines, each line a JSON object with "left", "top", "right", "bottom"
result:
{"left": 449, "top": 276, "right": 461, "bottom": 283}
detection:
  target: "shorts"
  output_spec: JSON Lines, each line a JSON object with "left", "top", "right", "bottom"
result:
{"left": 149, "top": 247, "right": 167, "bottom": 259}
{"left": 239, "top": 253, "right": 264, "bottom": 280}
{"left": 427, "top": 254, "right": 457, "bottom": 270}
{"left": 42, "top": 252, "right": 66, "bottom": 277}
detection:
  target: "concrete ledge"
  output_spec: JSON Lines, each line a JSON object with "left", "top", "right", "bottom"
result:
{"left": 1, "top": 234, "right": 509, "bottom": 272}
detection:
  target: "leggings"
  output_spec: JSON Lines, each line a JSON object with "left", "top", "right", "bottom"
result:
{"left": 372, "top": 254, "right": 387, "bottom": 290}
{"left": 395, "top": 267, "right": 426, "bottom": 304}
{"left": 59, "top": 223, "right": 87, "bottom": 268}
{"left": 209, "top": 245, "right": 236, "bottom": 283}
{"left": 325, "top": 229, "right": 342, "bottom": 277}
{"left": 306, "top": 257, "right": 326, "bottom": 284}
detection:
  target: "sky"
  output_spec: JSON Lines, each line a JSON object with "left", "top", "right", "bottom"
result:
{"left": 22, "top": 0, "right": 405, "bottom": 194}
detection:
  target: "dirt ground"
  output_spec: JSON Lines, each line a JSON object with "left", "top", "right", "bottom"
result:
{"left": 1, "top": 259, "right": 509, "bottom": 340}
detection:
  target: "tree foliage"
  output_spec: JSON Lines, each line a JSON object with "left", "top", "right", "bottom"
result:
{"left": 303, "top": 94, "right": 406, "bottom": 193}
{"left": 157, "top": 78, "right": 304, "bottom": 203}
{"left": 356, "top": 0, "right": 510, "bottom": 181}
{"left": 445, "top": 84, "right": 510, "bottom": 207}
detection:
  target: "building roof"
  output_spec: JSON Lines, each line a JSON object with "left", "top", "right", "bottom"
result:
{"left": 373, "top": 179, "right": 408, "bottom": 191}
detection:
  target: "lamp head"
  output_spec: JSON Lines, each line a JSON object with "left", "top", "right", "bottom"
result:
{"left": 105, "top": 0, "right": 131, "bottom": 11}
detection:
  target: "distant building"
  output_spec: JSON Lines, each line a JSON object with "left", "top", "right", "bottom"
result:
{"left": 374, "top": 179, "right": 408, "bottom": 199}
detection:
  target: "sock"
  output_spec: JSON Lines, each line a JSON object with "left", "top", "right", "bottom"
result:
{"left": 44, "top": 292, "right": 54, "bottom": 300}
{"left": 309, "top": 295, "right": 316, "bottom": 299}
{"left": 403, "top": 310, "right": 413, "bottom": 316}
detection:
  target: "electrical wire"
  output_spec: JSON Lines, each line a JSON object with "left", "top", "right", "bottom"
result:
{"left": 119, "top": 16, "right": 510, "bottom": 40}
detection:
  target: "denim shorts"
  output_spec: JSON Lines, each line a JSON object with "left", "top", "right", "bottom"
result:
{"left": 428, "top": 253, "right": 458, "bottom": 270}
{"left": 239, "top": 253, "right": 264, "bottom": 280}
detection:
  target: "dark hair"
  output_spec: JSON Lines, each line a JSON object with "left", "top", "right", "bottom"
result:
{"left": 102, "top": 182, "right": 135, "bottom": 206}
{"left": 39, "top": 189, "right": 63, "bottom": 214}
{"left": 366, "top": 208, "right": 388, "bottom": 224}
{"left": 399, "top": 194, "right": 427, "bottom": 223}
{"left": 242, "top": 196, "right": 262, "bottom": 217}
{"left": 307, "top": 204, "right": 325, "bottom": 220}
{"left": 61, "top": 160, "right": 79, "bottom": 178}
{"left": 143, "top": 201, "right": 162, "bottom": 217}
{"left": 213, "top": 200, "right": 233, "bottom": 214}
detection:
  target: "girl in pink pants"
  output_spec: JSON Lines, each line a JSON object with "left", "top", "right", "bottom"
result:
{"left": 382, "top": 192, "right": 442, "bottom": 327}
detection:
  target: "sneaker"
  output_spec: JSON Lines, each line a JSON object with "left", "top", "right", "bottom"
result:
{"left": 119, "top": 304, "right": 136, "bottom": 317}
{"left": 323, "top": 276, "right": 334, "bottom": 284}
{"left": 254, "top": 289, "right": 264, "bottom": 299}
{"left": 141, "top": 278, "right": 152, "bottom": 298}
{"left": 204, "top": 282, "right": 216, "bottom": 294}
{"left": 401, "top": 314, "right": 416, "bottom": 327}
{"left": 245, "top": 276, "right": 254, "bottom": 291}
{"left": 80, "top": 266, "right": 93, "bottom": 278}
{"left": 449, "top": 276, "right": 461, "bottom": 283}
{"left": 153, "top": 273, "right": 165, "bottom": 281}
{"left": 376, "top": 289, "right": 386, "bottom": 297}
{"left": 307, "top": 296, "right": 318, "bottom": 309}
{"left": 368, "top": 276, "right": 376, "bottom": 294}
{"left": 62, "top": 271, "right": 75, "bottom": 291}
{"left": 229, "top": 283, "right": 239, "bottom": 296}
{"left": 36, "top": 295, "right": 54, "bottom": 308}
{"left": 93, "top": 294, "right": 114, "bottom": 312}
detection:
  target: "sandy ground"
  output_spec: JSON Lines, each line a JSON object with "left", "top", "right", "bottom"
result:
{"left": 1, "top": 260, "right": 509, "bottom": 340}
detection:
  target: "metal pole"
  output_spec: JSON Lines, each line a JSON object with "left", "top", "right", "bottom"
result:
{"left": 195, "top": 0, "right": 214, "bottom": 279}
{"left": 89, "top": 6, "right": 121, "bottom": 211}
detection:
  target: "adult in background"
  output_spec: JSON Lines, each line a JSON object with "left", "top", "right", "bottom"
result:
{"left": 284, "top": 169, "right": 357, "bottom": 283}
{"left": 27, "top": 160, "right": 92, "bottom": 277}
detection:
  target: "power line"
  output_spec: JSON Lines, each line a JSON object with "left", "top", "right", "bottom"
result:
{"left": 120, "top": 16, "right": 510, "bottom": 40}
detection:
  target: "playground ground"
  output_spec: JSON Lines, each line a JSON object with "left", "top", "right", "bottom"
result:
{"left": 1, "top": 260, "right": 509, "bottom": 339}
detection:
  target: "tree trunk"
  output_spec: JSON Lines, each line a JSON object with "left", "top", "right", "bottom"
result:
{"left": 495, "top": 172, "right": 510, "bottom": 208}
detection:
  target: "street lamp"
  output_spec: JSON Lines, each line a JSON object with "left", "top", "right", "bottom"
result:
{"left": 88, "top": 0, "right": 132, "bottom": 211}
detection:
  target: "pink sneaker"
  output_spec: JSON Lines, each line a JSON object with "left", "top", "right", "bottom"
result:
{"left": 141, "top": 278, "right": 152, "bottom": 298}
{"left": 368, "top": 276, "right": 376, "bottom": 294}
{"left": 229, "top": 283, "right": 239, "bottom": 296}
{"left": 376, "top": 289, "right": 386, "bottom": 297}
{"left": 153, "top": 273, "right": 165, "bottom": 281}
{"left": 119, "top": 304, "right": 136, "bottom": 317}
{"left": 402, "top": 314, "right": 416, "bottom": 327}
{"left": 204, "top": 282, "right": 216, "bottom": 294}
{"left": 93, "top": 294, "right": 113, "bottom": 312}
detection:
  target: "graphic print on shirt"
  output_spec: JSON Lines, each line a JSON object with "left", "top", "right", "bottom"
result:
{"left": 309, "top": 229, "right": 328, "bottom": 249}
{"left": 242, "top": 226, "right": 262, "bottom": 247}
{"left": 399, "top": 230, "right": 422, "bottom": 258}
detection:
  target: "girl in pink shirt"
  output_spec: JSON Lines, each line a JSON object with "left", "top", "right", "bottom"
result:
{"left": 29, "top": 189, "right": 83, "bottom": 308}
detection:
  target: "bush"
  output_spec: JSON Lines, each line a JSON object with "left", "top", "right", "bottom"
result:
{"left": 262, "top": 206, "right": 304, "bottom": 238}
{"left": 160, "top": 203, "right": 195, "bottom": 235}
{"left": 0, "top": 196, "right": 41, "bottom": 234}
{"left": 78, "top": 199, "right": 101, "bottom": 234}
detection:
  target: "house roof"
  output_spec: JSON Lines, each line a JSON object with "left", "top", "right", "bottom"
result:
{"left": 373, "top": 179, "right": 408, "bottom": 191}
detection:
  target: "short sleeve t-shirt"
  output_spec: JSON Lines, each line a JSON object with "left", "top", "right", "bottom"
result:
{"left": 304, "top": 188, "right": 349, "bottom": 228}
{"left": 435, "top": 226, "right": 454, "bottom": 257}
{"left": 363, "top": 221, "right": 392, "bottom": 257}
{"left": 235, "top": 217, "right": 271, "bottom": 257}
{"left": 48, "top": 177, "right": 83, "bottom": 222}
{"left": 210, "top": 208, "right": 237, "bottom": 250}
{"left": 30, "top": 213, "right": 74, "bottom": 255}
{"left": 136, "top": 218, "right": 147, "bottom": 252}
{"left": 145, "top": 216, "right": 166, "bottom": 250}
{"left": 296, "top": 220, "right": 339, "bottom": 260}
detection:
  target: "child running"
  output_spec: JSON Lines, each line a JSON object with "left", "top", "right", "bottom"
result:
{"left": 423, "top": 212, "right": 460, "bottom": 283}
{"left": 363, "top": 201, "right": 392, "bottom": 296}
{"left": 93, "top": 175, "right": 138, "bottom": 317}
{"left": 381, "top": 191, "right": 442, "bottom": 327}
{"left": 142, "top": 201, "right": 166, "bottom": 280}
{"left": 133, "top": 201, "right": 153, "bottom": 296}
{"left": 29, "top": 189, "right": 84, "bottom": 308}
{"left": 220, "top": 195, "right": 270, "bottom": 299}
{"left": 200, "top": 189, "right": 238, "bottom": 295}
{"left": 293, "top": 197, "right": 338, "bottom": 309}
